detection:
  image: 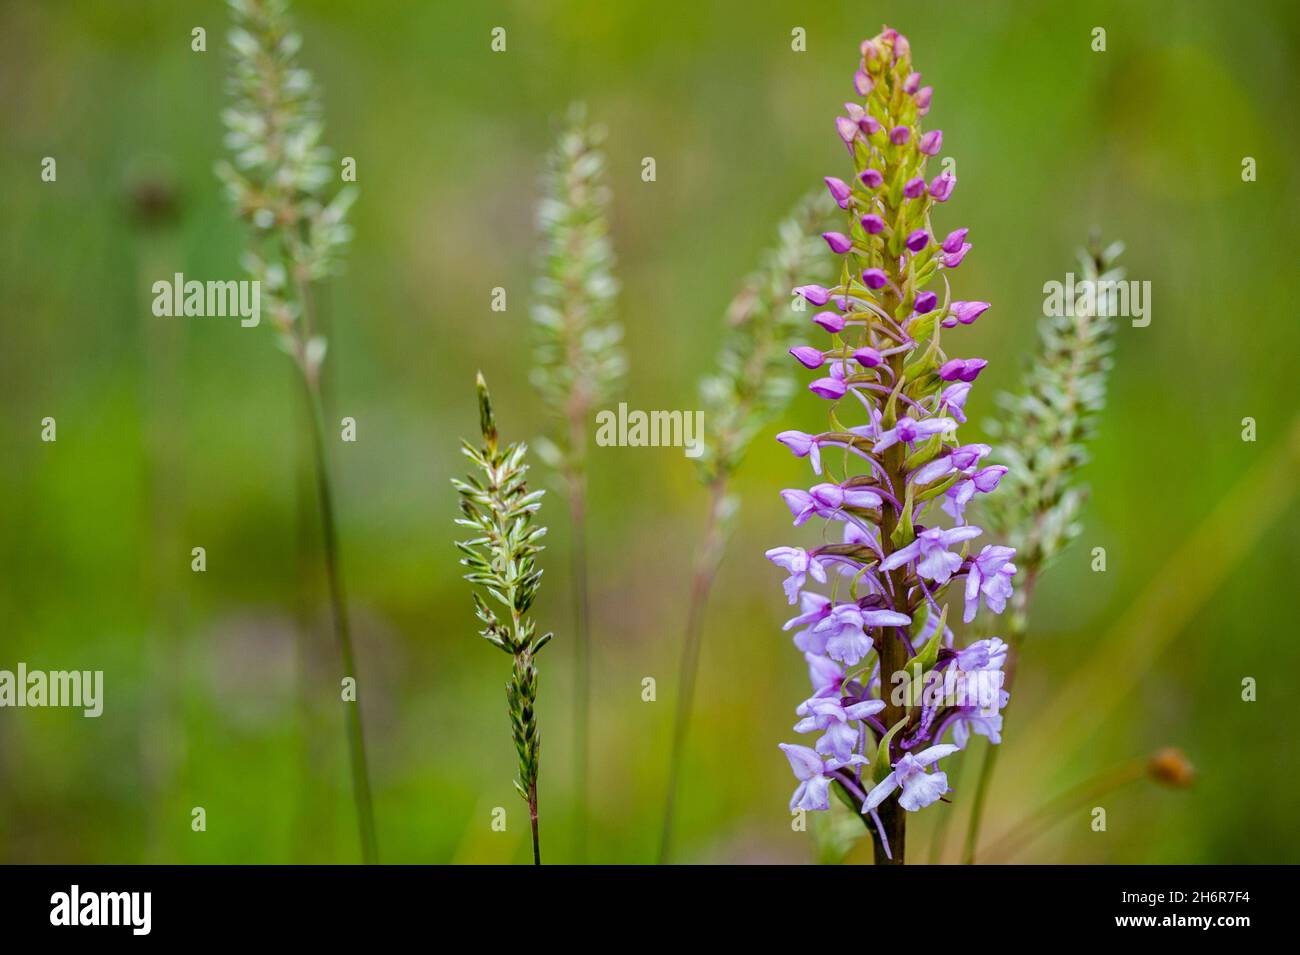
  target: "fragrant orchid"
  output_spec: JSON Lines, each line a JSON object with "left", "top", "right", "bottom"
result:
{"left": 767, "top": 26, "right": 1017, "bottom": 864}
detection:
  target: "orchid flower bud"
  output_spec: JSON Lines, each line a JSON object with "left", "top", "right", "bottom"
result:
{"left": 905, "top": 228, "right": 929, "bottom": 252}
{"left": 914, "top": 291, "right": 938, "bottom": 314}
{"left": 776, "top": 430, "right": 817, "bottom": 459}
{"left": 889, "top": 125, "right": 910, "bottom": 145}
{"left": 861, "top": 214, "right": 885, "bottom": 234}
{"left": 860, "top": 168, "right": 884, "bottom": 188}
{"left": 892, "top": 32, "right": 910, "bottom": 61}
{"left": 809, "top": 377, "right": 847, "bottom": 400}
{"left": 861, "top": 268, "right": 887, "bottom": 289}
{"left": 918, "top": 130, "right": 942, "bottom": 155}
{"left": 937, "top": 359, "right": 966, "bottom": 381}
{"left": 790, "top": 346, "right": 826, "bottom": 369}
{"left": 971, "top": 464, "right": 1007, "bottom": 493}
{"left": 941, "top": 228, "right": 969, "bottom": 254}
{"left": 822, "top": 232, "right": 853, "bottom": 254}
{"left": 824, "top": 176, "right": 852, "bottom": 209}
{"left": 853, "top": 346, "right": 883, "bottom": 368}
{"left": 812, "top": 310, "right": 845, "bottom": 333}
{"left": 942, "top": 243, "right": 972, "bottom": 268}
{"left": 795, "top": 284, "right": 832, "bottom": 306}
{"left": 903, "top": 176, "right": 926, "bottom": 199}
{"left": 929, "top": 171, "right": 955, "bottom": 201}
{"left": 938, "top": 358, "right": 988, "bottom": 382}
{"left": 941, "top": 300, "right": 991, "bottom": 327}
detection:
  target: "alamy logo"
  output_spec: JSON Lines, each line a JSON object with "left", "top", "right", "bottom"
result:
{"left": 1042, "top": 272, "right": 1151, "bottom": 327}
{"left": 152, "top": 272, "right": 261, "bottom": 327}
{"left": 0, "top": 663, "right": 103, "bottom": 717}
{"left": 594, "top": 403, "right": 704, "bottom": 458}
{"left": 50, "top": 885, "right": 151, "bottom": 935}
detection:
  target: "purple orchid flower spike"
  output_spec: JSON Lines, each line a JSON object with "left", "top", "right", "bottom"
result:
{"left": 769, "top": 26, "right": 1016, "bottom": 864}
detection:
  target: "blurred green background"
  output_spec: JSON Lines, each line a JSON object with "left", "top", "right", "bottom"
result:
{"left": 2, "top": 0, "right": 1298, "bottom": 864}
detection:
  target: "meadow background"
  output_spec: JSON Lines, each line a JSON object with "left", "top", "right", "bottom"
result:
{"left": 1, "top": 0, "right": 1298, "bottom": 864}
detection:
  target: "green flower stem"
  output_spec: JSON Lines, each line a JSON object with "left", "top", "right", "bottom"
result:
{"left": 284, "top": 259, "right": 378, "bottom": 864}
{"left": 219, "top": 0, "right": 373, "bottom": 862}
{"left": 658, "top": 477, "right": 729, "bottom": 864}
{"left": 299, "top": 335, "right": 379, "bottom": 866}
{"left": 567, "top": 480, "right": 589, "bottom": 864}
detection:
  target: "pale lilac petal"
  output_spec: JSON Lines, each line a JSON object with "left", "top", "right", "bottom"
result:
{"left": 914, "top": 743, "right": 960, "bottom": 767}
{"left": 844, "top": 699, "right": 885, "bottom": 720}
{"left": 780, "top": 742, "right": 824, "bottom": 781}
{"left": 879, "top": 539, "right": 921, "bottom": 572}
{"left": 898, "top": 769, "right": 948, "bottom": 811}
{"left": 860, "top": 609, "right": 910, "bottom": 628}
{"left": 861, "top": 773, "right": 899, "bottom": 814}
